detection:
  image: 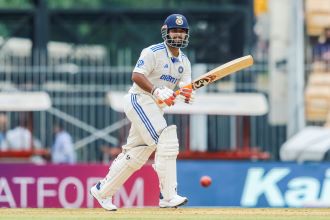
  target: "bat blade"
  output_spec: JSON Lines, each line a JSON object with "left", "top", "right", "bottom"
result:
{"left": 158, "top": 55, "right": 254, "bottom": 105}
{"left": 190, "top": 55, "right": 254, "bottom": 90}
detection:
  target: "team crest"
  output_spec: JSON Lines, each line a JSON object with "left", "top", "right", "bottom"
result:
{"left": 178, "top": 66, "right": 184, "bottom": 73}
{"left": 175, "top": 16, "right": 183, "bottom": 25}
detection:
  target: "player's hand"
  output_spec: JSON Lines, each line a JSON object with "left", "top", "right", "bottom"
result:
{"left": 152, "top": 86, "right": 176, "bottom": 106}
{"left": 178, "top": 88, "right": 195, "bottom": 104}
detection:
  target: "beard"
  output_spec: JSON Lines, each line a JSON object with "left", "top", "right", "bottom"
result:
{"left": 172, "top": 36, "right": 184, "bottom": 43}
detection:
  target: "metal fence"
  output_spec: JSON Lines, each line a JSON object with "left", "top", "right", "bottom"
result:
{"left": 0, "top": 47, "right": 293, "bottom": 161}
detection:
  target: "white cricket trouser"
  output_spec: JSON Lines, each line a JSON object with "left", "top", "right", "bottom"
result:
{"left": 96, "top": 93, "right": 168, "bottom": 198}
{"left": 125, "top": 93, "right": 180, "bottom": 201}
{"left": 123, "top": 93, "right": 168, "bottom": 149}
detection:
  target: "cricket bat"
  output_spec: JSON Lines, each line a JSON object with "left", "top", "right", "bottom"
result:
{"left": 159, "top": 55, "right": 254, "bottom": 104}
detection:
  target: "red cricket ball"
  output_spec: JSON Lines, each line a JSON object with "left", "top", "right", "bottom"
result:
{"left": 200, "top": 175, "right": 212, "bottom": 187}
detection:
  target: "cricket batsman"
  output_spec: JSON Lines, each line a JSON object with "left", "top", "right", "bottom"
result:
{"left": 91, "top": 13, "right": 195, "bottom": 211}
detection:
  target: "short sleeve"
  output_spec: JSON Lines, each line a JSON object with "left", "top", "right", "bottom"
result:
{"left": 133, "top": 48, "right": 156, "bottom": 76}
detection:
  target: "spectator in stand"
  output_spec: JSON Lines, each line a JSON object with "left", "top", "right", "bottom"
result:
{"left": 4, "top": 116, "right": 32, "bottom": 151}
{"left": 51, "top": 121, "right": 76, "bottom": 164}
{"left": 0, "top": 113, "right": 8, "bottom": 150}
{"left": 100, "top": 144, "right": 121, "bottom": 163}
{"left": 313, "top": 26, "right": 330, "bottom": 71}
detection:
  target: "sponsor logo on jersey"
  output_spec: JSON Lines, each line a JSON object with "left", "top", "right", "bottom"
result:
{"left": 136, "top": 59, "right": 144, "bottom": 68}
{"left": 160, "top": 74, "right": 178, "bottom": 84}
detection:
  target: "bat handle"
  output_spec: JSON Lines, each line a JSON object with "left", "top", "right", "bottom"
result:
{"left": 157, "top": 84, "right": 193, "bottom": 105}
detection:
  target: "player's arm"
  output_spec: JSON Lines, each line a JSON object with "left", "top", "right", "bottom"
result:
{"left": 132, "top": 49, "right": 157, "bottom": 95}
{"left": 132, "top": 49, "right": 176, "bottom": 106}
{"left": 131, "top": 72, "right": 154, "bottom": 94}
{"left": 132, "top": 72, "right": 176, "bottom": 106}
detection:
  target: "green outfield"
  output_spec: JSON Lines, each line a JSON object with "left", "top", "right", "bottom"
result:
{"left": 0, "top": 208, "right": 329, "bottom": 220}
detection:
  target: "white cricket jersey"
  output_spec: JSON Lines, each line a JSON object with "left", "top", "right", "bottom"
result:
{"left": 129, "top": 42, "right": 191, "bottom": 95}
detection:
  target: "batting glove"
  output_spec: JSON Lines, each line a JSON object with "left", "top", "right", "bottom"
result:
{"left": 178, "top": 88, "right": 195, "bottom": 104}
{"left": 152, "top": 86, "right": 176, "bottom": 106}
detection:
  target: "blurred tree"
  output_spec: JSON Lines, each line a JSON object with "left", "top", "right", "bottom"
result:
{"left": 0, "top": 0, "right": 32, "bottom": 8}
{"left": 0, "top": 24, "right": 8, "bottom": 36}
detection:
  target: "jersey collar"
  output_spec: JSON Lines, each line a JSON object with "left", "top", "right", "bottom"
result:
{"left": 163, "top": 42, "right": 183, "bottom": 63}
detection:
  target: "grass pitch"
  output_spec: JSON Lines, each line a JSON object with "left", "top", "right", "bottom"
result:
{"left": 0, "top": 208, "right": 330, "bottom": 220}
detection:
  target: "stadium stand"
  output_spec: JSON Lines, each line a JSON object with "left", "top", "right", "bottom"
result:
{"left": 305, "top": 0, "right": 330, "bottom": 36}
{"left": 305, "top": 72, "right": 330, "bottom": 122}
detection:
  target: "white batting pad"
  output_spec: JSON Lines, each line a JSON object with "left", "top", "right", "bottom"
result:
{"left": 98, "top": 145, "right": 155, "bottom": 198}
{"left": 153, "top": 125, "right": 179, "bottom": 200}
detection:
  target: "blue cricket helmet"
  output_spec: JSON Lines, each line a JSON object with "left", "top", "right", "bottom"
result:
{"left": 161, "top": 14, "right": 190, "bottom": 48}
